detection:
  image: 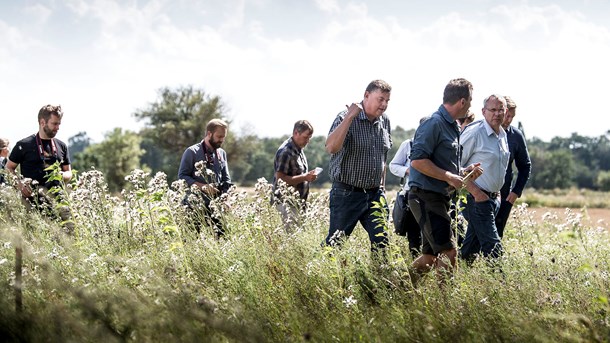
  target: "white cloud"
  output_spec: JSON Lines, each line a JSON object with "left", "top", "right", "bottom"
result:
{"left": 22, "top": 3, "right": 52, "bottom": 25}
{"left": 314, "top": 0, "right": 340, "bottom": 14}
{"left": 3, "top": 0, "right": 610, "bottom": 150}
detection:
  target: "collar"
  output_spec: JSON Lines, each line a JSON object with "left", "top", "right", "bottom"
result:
{"left": 438, "top": 105, "right": 455, "bottom": 124}
{"left": 483, "top": 119, "right": 507, "bottom": 139}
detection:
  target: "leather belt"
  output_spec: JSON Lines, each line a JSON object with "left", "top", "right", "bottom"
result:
{"left": 480, "top": 189, "right": 499, "bottom": 198}
{"left": 333, "top": 182, "right": 379, "bottom": 193}
{"left": 410, "top": 186, "right": 437, "bottom": 194}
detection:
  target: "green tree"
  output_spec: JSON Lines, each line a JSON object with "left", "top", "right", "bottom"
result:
{"left": 596, "top": 170, "right": 610, "bottom": 191}
{"left": 75, "top": 128, "right": 144, "bottom": 192}
{"left": 68, "top": 131, "right": 91, "bottom": 164}
{"left": 529, "top": 148, "right": 575, "bottom": 189}
{"left": 134, "top": 86, "right": 227, "bottom": 181}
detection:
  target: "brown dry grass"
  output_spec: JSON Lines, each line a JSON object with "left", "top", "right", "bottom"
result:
{"left": 527, "top": 206, "right": 610, "bottom": 229}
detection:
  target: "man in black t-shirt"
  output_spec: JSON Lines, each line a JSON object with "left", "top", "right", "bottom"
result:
{"left": 6, "top": 105, "right": 73, "bottom": 231}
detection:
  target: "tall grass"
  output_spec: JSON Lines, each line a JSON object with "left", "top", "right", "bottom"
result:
{"left": 0, "top": 171, "right": 609, "bottom": 342}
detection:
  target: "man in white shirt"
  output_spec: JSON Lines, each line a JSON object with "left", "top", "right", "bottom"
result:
{"left": 459, "top": 94, "right": 510, "bottom": 261}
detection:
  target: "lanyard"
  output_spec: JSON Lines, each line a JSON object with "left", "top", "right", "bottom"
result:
{"left": 35, "top": 133, "right": 57, "bottom": 161}
{"left": 200, "top": 141, "right": 222, "bottom": 166}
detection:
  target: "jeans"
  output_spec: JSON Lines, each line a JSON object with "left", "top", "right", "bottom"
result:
{"left": 325, "top": 187, "right": 388, "bottom": 252}
{"left": 460, "top": 194, "right": 503, "bottom": 260}
{"left": 495, "top": 195, "right": 513, "bottom": 238}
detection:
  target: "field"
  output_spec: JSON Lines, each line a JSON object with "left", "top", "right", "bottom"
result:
{"left": 0, "top": 172, "right": 609, "bottom": 342}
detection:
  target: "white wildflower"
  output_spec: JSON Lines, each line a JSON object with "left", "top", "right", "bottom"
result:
{"left": 343, "top": 295, "right": 357, "bottom": 308}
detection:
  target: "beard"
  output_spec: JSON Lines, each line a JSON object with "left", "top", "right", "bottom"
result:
{"left": 43, "top": 125, "right": 57, "bottom": 138}
{"left": 210, "top": 138, "right": 223, "bottom": 150}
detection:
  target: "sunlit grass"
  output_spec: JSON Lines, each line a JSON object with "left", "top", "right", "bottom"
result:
{"left": 0, "top": 173, "right": 609, "bottom": 342}
{"left": 522, "top": 187, "right": 610, "bottom": 208}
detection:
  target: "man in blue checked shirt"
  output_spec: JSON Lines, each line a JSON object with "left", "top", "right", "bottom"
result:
{"left": 323, "top": 79, "right": 392, "bottom": 256}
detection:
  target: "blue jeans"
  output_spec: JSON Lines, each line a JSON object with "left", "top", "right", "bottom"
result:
{"left": 460, "top": 194, "right": 503, "bottom": 260}
{"left": 325, "top": 187, "right": 388, "bottom": 252}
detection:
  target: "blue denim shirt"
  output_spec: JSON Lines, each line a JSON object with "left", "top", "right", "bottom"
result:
{"left": 408, "top": 105, "right": 460, "bottom": 196}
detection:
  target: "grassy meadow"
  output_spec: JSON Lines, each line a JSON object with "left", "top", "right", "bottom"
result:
{"left": 0, "top": 170, "right": 609, "bottom": 342}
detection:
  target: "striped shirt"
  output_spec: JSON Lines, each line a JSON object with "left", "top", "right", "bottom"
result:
{"left": 328, "top": 109, "right": 392, "bottom": 189}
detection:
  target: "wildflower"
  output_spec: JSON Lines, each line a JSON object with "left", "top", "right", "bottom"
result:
{"left": 343, "top": 295, "right": 357, "bottom": 308}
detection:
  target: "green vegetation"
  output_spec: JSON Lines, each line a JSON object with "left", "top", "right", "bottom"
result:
{"left": 521, "top": 188, "right": 610, "bottom": 209}
{"left": 1, "top": 170, "right": 609, "bottom": 342}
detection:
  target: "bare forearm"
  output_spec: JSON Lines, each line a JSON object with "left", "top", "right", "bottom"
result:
{"left": 325, "top": 122, "right": 350, "bottom": 154}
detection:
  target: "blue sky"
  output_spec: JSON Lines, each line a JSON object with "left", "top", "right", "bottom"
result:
{"left": 2, "top": 0, "right": 610, "bottom": 148}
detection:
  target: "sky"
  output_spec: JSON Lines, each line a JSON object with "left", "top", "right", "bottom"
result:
{"left": 2, "top": 0, "right": 610, "bottom": 149}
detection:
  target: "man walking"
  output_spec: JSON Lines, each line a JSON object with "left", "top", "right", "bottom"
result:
{"left": 323, "top": 79, "right": 392, "bottom": 256}
{"left": 459, "top": 94, "right": 511, "bottom": 261}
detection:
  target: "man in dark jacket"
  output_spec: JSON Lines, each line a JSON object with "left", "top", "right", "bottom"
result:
{"left": 495, "top": 96, "right": 532, "bottom": 238}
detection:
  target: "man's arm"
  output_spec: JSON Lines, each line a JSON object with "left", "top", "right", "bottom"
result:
{"left": 275, "top": 171, "right": 316, "bottom": 186}
{"left": 511, "top": 131, "right": 531, "bottom": 198}
{"left": 5, "top": 159, "right": 32, "bottom": 197}
{"left": 325, "top": 103, "right": 361, "bottom": 154}
{"left": 410, "top": 159, "right": 463, "bottom": 190}
{"left": 389, "top": 140, "right": 409, "bottom": 178}
{"left": 60, "top": 164, "right": 72, "bottom": 183}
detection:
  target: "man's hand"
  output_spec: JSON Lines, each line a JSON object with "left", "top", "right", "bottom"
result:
{"left": 445, "top": 172, "right": 464, "bottom": 190}
{"left": 201, "top": 183, "right": 219, "bottom": 196}
{"left": 462, "top": 163, "right": 483, "bottom": 185}
{"left": 18, "top": 182, "right": 32, "bottom": 198}
{"left": 304, "top": 170, "right": 317, "bottom": 182}
{"left": 345, "top": 102, "right": 363, "bottom": 120}
{"left": 506, "top": 192, "right": 518, "bottom": 204}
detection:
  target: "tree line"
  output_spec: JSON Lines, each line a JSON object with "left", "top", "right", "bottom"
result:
{"left": 67, "top": 86, "right": 610, "bottom": 193}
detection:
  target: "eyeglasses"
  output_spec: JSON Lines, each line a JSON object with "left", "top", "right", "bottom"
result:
{"left": 485, "top": 108, "right": 506, "bottom": 115}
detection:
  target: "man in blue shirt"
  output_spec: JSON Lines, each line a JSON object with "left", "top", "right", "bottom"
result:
{"left": 408, "top": 78, "right": 481, "bottom": 277}
{"left": 495, "top": 96, "right": 531, "bottom": 238}
{"left": 459, "top": 95, "right": 511, "bottom": 261}
{"left": 178, "top": 118, "right": 232, "bottom": 237}
{"left": 324, "top": 79, "right": 392, "bottom": 256}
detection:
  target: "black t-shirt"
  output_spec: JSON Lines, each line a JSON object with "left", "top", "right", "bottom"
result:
{"left": 8, "top": 133, "right": 71, "bottom": 185}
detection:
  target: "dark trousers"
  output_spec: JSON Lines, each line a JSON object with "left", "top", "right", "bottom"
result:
{"left": 393, "top": 192, "right": 422, "bottom": 258}
{"left": 325, "top": 185, "right": 388, "bottom": 253}
{"left": 495, "top": 197, "right": 513, "bottom": 238}
{"left": 460, "top": 194, "right": 503, "bottom": 260}
{"left": 183, "top": 193, "right": 225, "bottom": 237}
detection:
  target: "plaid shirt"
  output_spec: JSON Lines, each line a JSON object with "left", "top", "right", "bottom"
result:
{"left": 328, "top": 109, "right": 392, "bottom": 189}
{"left": 273, "top": 137, "right": 309, "bottom": 200}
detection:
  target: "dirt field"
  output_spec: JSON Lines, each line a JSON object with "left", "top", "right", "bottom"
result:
{"left": 528, "top": 207, "right": 610, "bottom": 229}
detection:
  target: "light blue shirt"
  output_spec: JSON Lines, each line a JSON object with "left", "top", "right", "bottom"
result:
{"left": 460, "top": 119, "right": 510, "bottom": 193}
{"left": 389, "top": 139, "right": 412, "bottom": 192}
